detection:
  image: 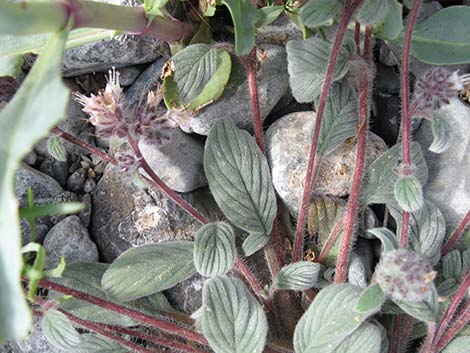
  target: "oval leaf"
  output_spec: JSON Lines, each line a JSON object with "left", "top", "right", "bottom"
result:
{"left": 333, "top": 322, "right": 382, "bottom": 353}
{"left": 373, "top": 0, "right": 403, "bottom": 41}
{"left": 47, "top": 135, "right": 67, "bottom": 162}
{"left": 394, "top": 287, "right": 439, "bottom": 323}
{"left": 194, "top": 222, "right": 236, "bottom": 277}
{"left": 294, "top": 284, "right": 371, "bottom": 353}
{"left": 275, "top": 261, "right": 321, "bottom": 291}
{"left": 201, "top": 276, "right": 268, "bottom": 353}
{"left": 242, "top": 232, "right": 270, "bottom": 256}
{"left": 443, "top": 250, "right": 462, "bottom": 280}
{"left": 42, "top": 310, "right": 82, "bottom": 350}
{"left": 300, "top": 0, "right": 343, "bottom": 28}
{"left": 355, "top": 283, "right": 386, "bottom": 315}
{"left": 368, "top": 228, "right": 399, "bottom": 253}
{"left": 287, "top": 37, "right": 349, "bottom": 103}
{"left": 79, "top": 333, "right": 128, "bottom": 353}
{"left": 102, "top": 242, "right": 196, "bottom": 301}
{"left": 356, "top": 0, "right": 391, "bottom": 25}
{"left": 441, "top": 336, "right": 470, "bottom": 353}
{"left": 394, "top": 174, "right": 424, "bottom": 212}
{"left": 429, "top": 115, "right": 451, "bottom": 154}
{"left": 204, "top": 119, "right": 277, "bottom": 237}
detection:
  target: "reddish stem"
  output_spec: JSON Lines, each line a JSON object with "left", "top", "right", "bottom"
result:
{"left": 354, "top": 22, "right": 361, "bottom": 55}
{"left": 291, "top": 0, "right": 364, "bottom": 263}
{"left": 441, "top": 210, "right": 470, "bottom": 256}
{"left": 317, "top": 217, "right": 344, "bottom": 264}
{"left": 399, "top": 0, "right": 422, "bottom": 247}
{"left": 234, "top": 256, "right": 266, "bottom": 304}
{"left": 37, "top": 278, "right": 208, "bottom": 346}
{"left": 420, "top": 323, "right": 437, "bottom": 353}
{"left": 335, "top": 62, "right": 370, "bottom": 283}
{"left": 436, "top": 301, "right": 470, "bottom": 352}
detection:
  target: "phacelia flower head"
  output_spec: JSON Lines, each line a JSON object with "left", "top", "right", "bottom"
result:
{"left": 375, "top": 249, "right": 436, "bottom": 302}
{"left": 414, "top": 68, "right": 470, "bottom": 112}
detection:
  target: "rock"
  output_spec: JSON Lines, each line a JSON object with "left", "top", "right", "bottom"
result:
{"left": 22, "top": 151, "right": 37, "bottom": 166}
{"left": 20, "top": 220, "right": 49, "bottom": 245}
{"left": 49, "top": 191, "right": 79, "bottom": 225}
{"left": 79, "top": 193, "right": 92, "bottom": 227}
{"left": 6, "top": 318, "right": 63, "bottom": 353}
{"left": 91, "top": 164, "right": 219, "bottom": 262}
{"left": 83, "top": 178, "right": 97, "bottom": 193}
{"left": 44, "top": 216, "right": 99, "bottom": 269}
{"left": 372, "top": 92, "right": 401, "bottom": 145}
{"left": 266, "top": 111, "right": 387, "bottom": 215}
{"left": 138, "top": 128, "right": 207, "bottom": 193}
{"left": 415, "top": 98, "right": 470, "bottom": 230}
{"left": 66, "top": 168, "right": 86, "bottom": 192}
{"left": 348, "top": 238, "right": 374, "bottom": 289}
{"left": 117, "top": 65, "right": 142, "bottom": 86}
{"left": 179, "top": 44, "right": 289, "bottom": 135}
{"left": 14, "top": 164, "right": 63, "bottom": 207}
{"left": 38, "top": 157, "right": 70, "bottom": 187}
{"left": 62, "top": 35, "right": 168, "bottom": 77}
{"left": 256, "top": 14, "right": 302, "bottom": 45}
{"left": 165, "top": 274, "right": 204, "bottom": 314}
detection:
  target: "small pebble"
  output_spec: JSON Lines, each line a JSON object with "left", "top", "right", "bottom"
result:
{"left": 87, "top": 168, "right": 96, "bottom": 179}
{"left": 83, "top": 178, "right": 97, "bottom": 193}
{"left": 67, "top": 168, "right": 86, "bottom": 192}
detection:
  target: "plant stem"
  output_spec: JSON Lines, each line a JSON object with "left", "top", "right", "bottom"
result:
{"left": 354, "top": 22, "right": 361, "bottom": 55}
{"left": 420, "top": 323, "right": 436, "bottom": 353}
{"left": 0, "top": 0, "right": 194, "bottom": 42}
{"left": 291, "top": 0, "right": 364, "bottom": 263}
{"left": 436, "top": 301, "right": 470, "bottom": 353}
{"left": 317, "top": 216, "right": 344, "bottom": 264}
{"left": 399, "top": 0, "right": 422, "bottom": 248}
{"left": 441, "top": 209, "right": 470, "bottom": 256}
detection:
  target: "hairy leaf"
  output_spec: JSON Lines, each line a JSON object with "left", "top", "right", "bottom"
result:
{"left": 256, "top": 6, "right": 284, "bottom": 27}
{"left": 194, "top": 222, "right": 236, "bottom": 277}
{"left": 438, "top": 278, "right": 458, "bottom": 297}
{"left": 394, "top": 175, "right": 424, "bottom": 212}
{"left": 0, "top": 26, "right": 70, "bottom": 343}
{"left": 294, "top": 284, "right": 370, "bottom": 353}
{"left": 368, "top": 228, "right": 399, "bottom": 253}
{"left": 102, "top": 242, "right": 195, "bottom": 301}
{"left": 316, "top": 81, "right": 358, "bottom": 157}
{"left": 275, "top": 262, "right": 321, "bottom": 291}
{"left": 429, "top": 115, "right": 451, "bottom": 153}
{"left": 78, "top": 333, "right": 128, "bottom": 353}
{"left": 441, "top": 336, "right": 470, "bottom": 353}
{"left": 42, "top": 310, "right": 82, "bottom": 350}
{"left": 204, "top": 119, "right": 277, "bottom": 238}
{"left": 300, "top": 0, "right": 343, "bottom": 28}
{"left": 333, "top": 322, "right": 382, "bottom": 353}
{"left": 287, "top": 37, "right": 349, "bottom": 102}
{"left": 356, "top": 0, "right": 391, "bottom": 25}
{"left": 47, "top": 135, "right": 67, "bottom": 162}
{"left": 242, "top": 232, "right": 270, "bottom": 256}
{"left": 201, "top": 276, "right": 268, "bottom": 353}
{"left": 394, "top": 287, "right": 439, "bottom": 323}
{"left": 443, "top": 250, "right": 462, "bottom": 280}
{"left": 373, "top": 0, "right": 403, "bottom": 40}
{"left": 355, "top": 283, "right": 385, "bottom": 315}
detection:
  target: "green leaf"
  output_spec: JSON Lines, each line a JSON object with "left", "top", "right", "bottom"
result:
{"left": 362, "top": 142, "right": 428, "bottom": 205}
{"left": 372, "top": 0, "right": 403, "bottom": 40}
{"left": 367, "top": 228, "right": 399, "bottom": 253}
{"left": 394, "top": 174, "right": 424, "bottom": 212}
{"left": 201, "top": 276, "right": 268, "bottom": 353}
{"left": 287, "top": 37, "right": 349, "bottom": 102}
{"left": 44, "top": 256, "right": 66, "bottom": 278}
{"left": 441, "top": 336, "right": 470, "bottom": 353}
{"left": 275, "top": 261, "right": 321, "bottom": 291}
{"left": 19, "top": 202, "right": 84, "bottom": 219}
{"left": 294, "top": 284, "right": 371, "bottom": 353}
{"left": 333, "top": 322, "right": 382, "bottom": 353}
{"left": 256, "top": 6, "right": 284, "bottom": 27}
{"left": 78, "top": 333, "right": 128, "bottom": 353}
{"left": 47, "top": 135, "right": 67, "bottom": 162}
{"left": 355, "top": 283, "right": 385, "bottom": 315}
{"left": 144, "top": 0, "right": 169, "bottom": 17}
{"left": 316, "top": 81, "right": 358, "bottom": 156}
{"left": 102, "top": 242, "right": 196, "bottom": 301}
{"left": 437, "top": 278, "right": 458, "bottom": 297}
{"left": 194, "top": 222, "right": 236, "bottom": 277}
{"left": 242, "top": 232, "right": 270, "bottom": 256}
{"left": 443, "top": 250, "right": 462, "bottom": 279}
{"left": 300, "top": 0, "right": 343, "bottom": 28}
{"left": 0, "top": 54, "right": 23, "bottom": 77}
{"left": 204, "top": 119, "right": 277, "bottom": 238}
{"left": 219, "top": 0, "right": 257, "bottom": 56}
{"left": 0, "top": 25, "right": 70, "bottom": 343}
{"left": 401, "top": 6, "right": 470, "bottom": 64}
{"left": 356, "top": 0, "right": 391, "bottom": 25}
{"left": 22, "top": 242, "right": 46, "bottom": 301}
{"left": 42, "top": 310, "right": 82, "bottom": 350}
{"left": 429, "top": 115, "right": 451, "bottom": 154}
{"left": 394, "top": 287, "right": 439, "bottom": 323}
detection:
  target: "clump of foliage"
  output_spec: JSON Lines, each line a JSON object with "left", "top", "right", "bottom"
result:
{"left": 1, "top": 0, "right": 470, "bottom": 352}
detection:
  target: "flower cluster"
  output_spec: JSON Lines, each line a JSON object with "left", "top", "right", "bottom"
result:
{"left": 413, "top": 68, "right": 470, "bottom": 112}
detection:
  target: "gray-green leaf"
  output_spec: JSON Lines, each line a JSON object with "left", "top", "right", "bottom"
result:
{"left": 0, "top": 26, "right": 70, "bottom": 343}
{"left": 443, "top": 250, "right": 462, "bottom": 280}
{"left": 275, "top": 261, "right": 321, "bottom": 291}
{"left": 78, "top": 333, "right": 128, "bottom": 353}
{"left": 356, "top": 0, "right": 391, "bottom": 25}
{"left": 287, "top": 37, "right": 349, "bottom": 102}
{"left": 394, "top": 174, "right": 424, "bottom": 212}
{"left": 300, "top": 0, "right": 343, "bottom": 28}
{"left": 316, "top": 81, "right": 358, "bottom": 157}
{"left": 333, "top": 322, "right": 382, "bottom": 353}
{"left": 47, "top": 135, "right": 67, "bottom": 162}
{"left": 194, "top": 222, "right": 236, "bottom": 277}
{"left": 256, "top": 6, "right": 284, "bottom": 28}
{"left": 294, "top": 284, "right": 371, "bottom": 353}
{"left": 242, "top": 232, "right": 270, "bottom": 256}
{"left": 441, "top": 336, "right": 470, "bottom": 353}
{"left": 372, "top": 0, "right": 403, "bottom": 41}
{"left": 368, "top": 228, "right": 399, "bottom": 253}
{"left": 394, "top": 287, "right": 439, "bottom": 323}
{"left": 204, "top": 119, "right": 277, "bottom": 237}
{"left": 429, "top": 115, "right": 451, "bottom": 153}
{"left": 201, "top": 276, "right": 268, "bottom": 353}
{"left": 355, "top": 283, "right": 385, "bottom": 315}
{"left": 42, "top": 310, "right": 82, "bottom": 350}
{"left": 102, "top": 242, "right": 196, "bottom": 301}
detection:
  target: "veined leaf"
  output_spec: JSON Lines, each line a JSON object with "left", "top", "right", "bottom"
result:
{"left": 78, "top": 333, "right": 128, "bottom": 353}
{"left": 201, "top": 276, "right": 268, "bottom": 353}
{"left": 287, "top": 37, "right": 349, "bottom": 102}
{"left": 300, "top": 0, "right": 343, "bottom": 28}
{"left": 42, "top": 310, "right": 82, "bottom": 351}
{"left": 441, "top": 337, "right": 470, "bottom": 353}
{"left": 47, "top": 135, "right": 67, "bottom": 162}
{"left": 0, "top": 25, "right": 70, "bottom": 343}
{"left": 242, "top": 232, "right": 270, "bottom": 256}
{"left": 367, "top": 228, "right": 399, "bottom": 253}
{"left": 194, "top": 222, "right": 236, "bottom": 277}
{"left": 394, "top": 174, "right": 424, "bottom": 212}
{"left": 294, "top": 284, "right": 371, "bottom": 353}
{"left": 275, "top": 261, "right": 321, "bottom": 291}
{"left": 355, "top": 283, "right": 385, "bottom": 315}
{"left": 430, "top": 114, "right": 451, "bottom": 153}
{"left": 356, "top": 0, "right": 391, "bottom": 26}
{"left": 333, "top": 322, "right": 382, "bottom": 353}
{"left": 373, "top": 0, "right": 403, "bottom": 40}
{"left": 204, "top": 119, "right": 277, "bottom": 238}
{"left": 316, "top": 81, "right": 358, "bottom": 157}
{"left": 256, "top": 6, "right": 284, "bottom": 28}
{"left": 442, "top": 250, "right": 462, "bottom": 280}
{"left": 394, "top": 287, "right": 439, "bottom": 323}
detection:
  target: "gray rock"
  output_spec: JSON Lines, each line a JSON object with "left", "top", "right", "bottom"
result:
{"left": 91, "top": 164, "right": 219, "bottom": 262}
{"left": 415, "top": 98, "right": 470, "bottom": 230}
{"left": 20, "top": 220, "right": 49, "bottom": 245}
{"left": 44, "top": 216, "right": 99, "bottom": 269}
{"left": 38, "top": 157, "right": 69, "bottom": 187}
{"left": 373, "top": 92, "right": 401, "bottom": 145}
{"left": 22, "top": 151, "right": 37, "bottom": 166}
{"left": 164, "top": 274, "right": 204, "bottom": 314}
{"left": 14, "top": 164, "right": 63, "bottom": 207}
{"left": 138, "top": 128, "right": 207, "bottom": 193}
{"left": 83, "top": 178, "right": 97, "bottom": 193}
{"left": 6, "top": 318, "right": 63, "bottom": 353}
{"left": 49, "top": 191, "right": 79, "bottom": 225}
{"left": 266, "top": 111, "right": 387, "bottom": 215}
{"left": 348, "top": 238, "right": 374, "bottom": 289}
{"left": 62, "top": 35, "right": 168, "bottom": 77}
{"left": 79, "top": 194, "right": 92, "bottom": 227}
{"left": 117, "top": 65, "right": 143, "bottom": 86}
{"left": 179, "top": 44, "right": 289, "bottom": 135}
{"left": 66, "top": 168, "right": 86, "bottom": 192}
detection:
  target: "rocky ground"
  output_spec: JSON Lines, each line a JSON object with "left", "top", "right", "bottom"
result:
{"left": 2, "top": 1, "right": 470, "bottom": 352}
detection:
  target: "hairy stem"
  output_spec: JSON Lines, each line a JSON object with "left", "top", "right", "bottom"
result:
{"left": 0, "top": 0, "right": 194, "bottom": 42}
{"left": 317, "top": 216, "right": 344, "bottom": 264}
{"left": 291, "top": 0, "right": 364, "bottom": 263}
{"left": 436, "top": 301, "right": 470, "bottom": 352}
{"left": 399, "top": 0, "right": 422, "bottom": 247}
{"left": 441, "top": 209, "right": 470, "bottom": 256}
{"left": 420, "top": 323, "right": 436, "bottom": 353}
